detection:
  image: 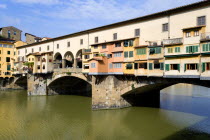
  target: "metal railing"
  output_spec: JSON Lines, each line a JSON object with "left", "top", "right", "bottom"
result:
{"left": 201, "top": 32, "right": 210, "bottom": 41}
{"left": 163, "top": 38, "right": 183, "bottom": 45}
{"left": 54, "top": 68, "right": 82, "bottom": 73}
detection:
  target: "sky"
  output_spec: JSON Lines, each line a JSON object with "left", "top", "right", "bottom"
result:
{"left": 0, "top": 0, "right": 202, "bottom": 40}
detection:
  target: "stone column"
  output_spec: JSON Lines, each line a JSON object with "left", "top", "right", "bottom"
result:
{"left": 73, "top": 59, "right": 77, "bottom": 68}
{"left": 62, "top": 59, "right": 66, "bottom": 68}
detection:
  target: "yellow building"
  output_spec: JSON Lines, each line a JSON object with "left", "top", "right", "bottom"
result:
{"left": 0, "top": 39, "right": 15, "bottom": 78}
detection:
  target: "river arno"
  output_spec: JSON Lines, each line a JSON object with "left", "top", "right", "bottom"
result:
{"left": 0, "top": 84, "right": 210, "bottom": 140}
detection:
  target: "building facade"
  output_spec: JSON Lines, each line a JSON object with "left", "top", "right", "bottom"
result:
{"left": 0, "top": 26, "right": 22, "bottom": 41}
{"left": 14, "top": 1, "right": 210, "bottom": 79}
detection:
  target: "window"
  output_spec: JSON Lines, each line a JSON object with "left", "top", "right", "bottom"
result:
{"left": 102, "top": 44, "right": 106, "bottom": 49}
{"left": 7, "top": 65, "right": 11, "bottom": 71}
{"left": 114, "top": 63, "right": 122, "bottom": 68}
{"left": 0, "top": 64, "right": 1, "bottom": 68}
{"left": 186, "top": 32, "right": 191, "bottom": 38}
{"left": 8, "top": 30, "right": 11, "bottom": 38}
{"left": 80, "top": 39, "right": 83, "bottom": 45}
{"left": 57, "top": 44, "right": 59, "bottom": 49}
{"left": 124, "top": 52, "right": 128, "bottom": 58}
{"left": 109, "top": 63, "right": 113, "bottom": 69}
{"left": 43, "top": 65, "right": 45, "bottom": 69}
{"left": 49, "top": 59, "right": 52, "bottom": 62}
{"left": 139, "top": 63, "right": 147, "bottom": 69}
{"left": 197, "top": 16, "right": 206, "bottom": 26}
{"left": 95, "top": 37, "right": 98, "bottom": 43}
{"left": 18, "top": 51, "right": 20, "bottom": 55}
{"left": 38, "top": 57, "right": 41, "bottom": 61}
{"left": 129, "top": 51, "right": 133, "bottom": 57}
{"left": 39, "top": 47, "right": 41, "bottom": 51}
{"left": 149, "top": 47, "right": 161, "bottom": 54}
{"left": 113, "top": 33, "right": 117, "bottom": 40}
{"left": 115, "top": 42, "right": 121, "bottom": 47}
{"left": 91, "top": 63, "right": 96, "bottom": 68}
{"left": 0, "top": 50, "right": 1, "bottom": 54}
{"left": 67, "top": 42, "right": 70, "bottom": 47}
{"left": 126, "top": 63, "right": 133, "bottom": 69}
{"left": 202, "top": 63, "right": 210, "bottom": 72}
{"left": 124, "top": 40, "right": 129, "bottom": 47}
{"left": 14, "top": 31, "right": 16, "bottom": 35}
{"left": 3, "top": 44, "right": 7, "bottom": 48}
{"left": 194, "top": 30, "right": 199, "bottom": 36}
{"left": 137, "top": 48, "right": 146, "bottom": 55}
{"left": 185, "top": 63, "right": 198, "bottom": 70}
{"left": 84, "top": 55, "right": 90, "bottom": 59}
{"left": 162, "top": 23, "right": 169, "bottom": 32}
{"left": 37, "top": 65, "right": 40, "bottom": 69}
{"left": 7, "top": 51, "right": 10, "bottom": 55}
{"left": 168, "top": 48, "right": 173, "bottom": 53}
{"left": 175, "top": 47, "right": 180, "bottom": 53}
{"left": 202, "top": 43, "right": 210, "bottom": 52}
{"left": 114, "top": 52, "right": 122, "bottom": 57}
{"left": 186, "top": 45, "right": 199, "bottom": 53}
{"left": 6, "top": 57, "right": 10, "bottom": 62}
{"left": 32, "top": 48, "right": 34, "bottom": 53}
{"left": 25, "top": 49, "right": 27, "bottom": 53}
{"left": 47, "top": 45, "right": 50, "bottom": 50}
{"left": 29, "top": 58, "right": 31, "bottom": 61}
{"left": 135, "top": 28, "right": 140, "bottom": 36}
{"left": 84, "top": 65, "right": 89, "bottom": 69}
{"left": 154, "top": 63, "right": 160, "bottom": 69}
{"left": 170, "top": 64, "right": 180, "bottom": 70}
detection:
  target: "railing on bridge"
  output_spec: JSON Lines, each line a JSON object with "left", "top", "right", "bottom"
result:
{"left": 163, "top": 38, "right": 183, "bottom": 45}
{"left": 53, "top": 68, "right": 82, "bottom": 73}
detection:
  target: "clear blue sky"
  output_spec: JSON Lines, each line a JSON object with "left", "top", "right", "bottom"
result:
{"left": 0, "top": 0, "right": 202, "bottom": 40}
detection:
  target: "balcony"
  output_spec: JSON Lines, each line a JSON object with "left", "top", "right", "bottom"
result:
{"left": 82, "top": 49, "right": 92, "bottom": 54}
{"left": 163, "top": 38, "right": 183, "bottom": 46}
{"left": 201, "top": 32, "right": 210, "bottom": 41}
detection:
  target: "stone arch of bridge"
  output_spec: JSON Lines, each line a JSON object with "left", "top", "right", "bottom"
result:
{"left": 54, "top": 52, "right": 62, "bottom": 68}
{"left": 13, "top": 76, "right": 27, "bottom": 89}
{"left": 63, "top": 51, "right": 74, "bottom": 68}
{"left": 120, "top": 77, "right": 210, "bottom": 107}
{"left": 47, "top": 74, "right": 92, "bottom": 97}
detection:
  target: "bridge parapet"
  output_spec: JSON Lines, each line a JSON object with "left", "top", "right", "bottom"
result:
{"left": 54, "top": 68, "right": 82, "bottom": 73}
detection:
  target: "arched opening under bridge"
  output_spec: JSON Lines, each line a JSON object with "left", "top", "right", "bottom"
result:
{"left": 48, "top": 76, "right": 92, "bottom": 97}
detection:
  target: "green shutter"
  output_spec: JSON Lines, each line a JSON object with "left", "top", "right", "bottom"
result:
{"left": 197, "top": 63, "right": 199, "bottom": 71}
{"left": 177, "top": 64, "right": 180, "bottom": 72}
{"left": 129, "top": 40, "right": 134, "bottom": 46}
{"left": 184, "top": 64, "right": 186, "bottom": 72}
{"left": 149, "top": 63, "right": 153, "bottom": 70}
{"left": 206, "top": 44, "right": 209, "bottom": 51}
{"left": 165, "top": 64, "right": 170, "bottom": 71}
{"left": 203, "top": 44, "right": 206, "bottom": 52}
{"left": 7, "top": 65, "right": 11, "bottom": 71}
{"left": 195, "top": 45, "right": 198, "bottom": 52}
{"left": 124, "top": 52, "right": 128, "bottom": 58}
{"left": 208, "top": 43, "right": 210, "bottom": 51}
{"left": 178, "top": 47, "right": 180, "bottom": 52}
{"left": 202, "top": 63, "right": 206, "bottom": 72}
{"left": 129, "top": 51, "right": 133, "bottom": 57}
{"left": 186, "top": 46, "right": 189, "bottom": 53}
{"left": 160, "top": 63, "right": 164, "bottom": 70}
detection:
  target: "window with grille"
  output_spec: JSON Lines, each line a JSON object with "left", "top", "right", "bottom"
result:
{"left": 197, "top": 16, "right": 206, "bottom": 26}
{"left": 80, "top": 39, "right": 83, "bottom": 45}
{"left": 95, "top": 37, "right": 98, "bottom": 43}
{"left": 91, "top": 63, "right": 96, "bottom": 68}
{"left": 67, "top": 42, "right": 70, "bottom": 47}
{"left": 135, "top": 29, "right": 140, "bottom": 36}
{"left": 113, "top": 33, "right": 117, "bottom": 40}
{"left": 186, "top": 32, "right": 191, "bottom": 38}
{"left": 162, "top": 23, "right": 168, "bottom": 32}
{"left": 194, "top": 30, "right": 199, "bottom": 36}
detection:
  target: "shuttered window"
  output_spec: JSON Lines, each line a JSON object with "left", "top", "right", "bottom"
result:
{"left": 186, "top": 45, "right": 199, "bottom": 53}
{"left": 124, "top": 52, "right": 128, "bottom": 58}
{"left": 202, "top": 43, "right": 210, "bottom": 52}
{"left": 124, "top": 41, "right": 129, "bottom": 47}
{"left": 126, "top": 64, "right": 133, "bottom": 69}
{"left": 168, "top": 48, "right": 173, "bottom": 53}
{"left": 137, "top": 48, "right": 146, "bottom": 55}
{"left": 150, "top": 47, "right": 161, "bottom": 54}
{"left": 160, "top": 63, "right": 164, "bottom": 70}
{"left": 175, "top": 47, "right": 180, "bottom": 53}
{"left": 165, "top": 64, "right": 170, "bottom": 71}
{"left": 129, "top": 51, "right": 133, "bottom": 57}
{"left": 149, "top": 63, "right": 153, "bottom": 70}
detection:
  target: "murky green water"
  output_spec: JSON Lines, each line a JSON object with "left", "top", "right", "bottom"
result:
{"left": 1, "top": 84, "right": 210, "bottom": 140}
